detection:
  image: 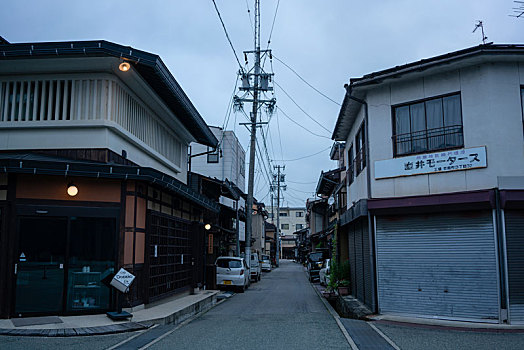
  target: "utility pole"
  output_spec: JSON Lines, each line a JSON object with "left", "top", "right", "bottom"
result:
{"left": 234, "top": 0, "right": 275, "bottom": 270}
{"left": 273, "top": 165, "right": 286, "bottom": 266}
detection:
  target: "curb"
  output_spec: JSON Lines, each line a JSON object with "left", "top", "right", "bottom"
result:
{"left": 0, "top": 321, "right": 150, "bottom": 337}
{"left": 0, "top": 291, "right": 219, "bottom": 337}
{"left": 308, "top": 276, "right": 358, "bottom": 350}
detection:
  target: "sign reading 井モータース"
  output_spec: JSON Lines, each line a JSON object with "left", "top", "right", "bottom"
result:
{"left": 374, "top": 146, "right": 487, "bottom": 179}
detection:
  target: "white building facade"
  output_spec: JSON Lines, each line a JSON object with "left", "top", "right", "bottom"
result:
{"left": 333, "top": 44, "right": 524, "bottom": 324}
{"left": 267, "top": 206, "right": 306, "bottom": 236}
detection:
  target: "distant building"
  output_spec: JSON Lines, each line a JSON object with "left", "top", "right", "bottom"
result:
{"left": 267, "top": 206, "right": 306, "bottom": 236}
{"left": 190, "top": 126, "right": 247, "bottom": 257}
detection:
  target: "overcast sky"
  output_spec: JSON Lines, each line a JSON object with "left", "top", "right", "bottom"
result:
{"left": 1, "top": 1, "right": 522, "bottom": 207}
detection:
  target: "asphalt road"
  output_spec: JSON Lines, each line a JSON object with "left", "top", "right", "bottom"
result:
{"left": 149, "top": 259, "right": 349, "bottom": 350}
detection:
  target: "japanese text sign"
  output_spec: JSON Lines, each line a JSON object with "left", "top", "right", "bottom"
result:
{"left": 374, "top": 147, "right": 487, "bottom": 179}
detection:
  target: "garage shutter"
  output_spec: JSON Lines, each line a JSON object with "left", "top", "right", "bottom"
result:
{"left": 505, "top": 210, "right": 524, "bottom": 324}
{"left": 347, "top": 218, "right": 374, "bottom": 310}
{"left": 376, "top": 211, "right": 499, "bottom": 322}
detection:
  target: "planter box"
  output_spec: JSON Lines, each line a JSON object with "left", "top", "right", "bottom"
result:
{"left": 321, "top": 290, "right": 337, "bottom": 301}
{"left": 337, "top": 286, "right": 350, "bottom": 296}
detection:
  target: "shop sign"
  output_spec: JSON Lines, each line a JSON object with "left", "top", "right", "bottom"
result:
{"left": 375, "top": 146, "right": 487, "bottom": 179}
{"left": 238, "top": 221, "right": 246, "bottom": 242}
{"left": 208, "top": 234, "right": 213, "bottom": 254}
{"left": 110, "top": 268, "right": 136, "bottom": 293}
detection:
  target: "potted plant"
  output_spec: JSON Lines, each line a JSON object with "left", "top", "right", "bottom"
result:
{"left": 337, "top": 279, "right": 350, "bottom": 296}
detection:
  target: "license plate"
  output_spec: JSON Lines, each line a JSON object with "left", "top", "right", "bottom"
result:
{"left": 223, "top": 280, "right": 232, "bottom": 285}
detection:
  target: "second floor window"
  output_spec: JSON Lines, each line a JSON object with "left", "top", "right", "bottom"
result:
{"left": 355, "top": 122, "right": 366, "bottom": 175}
{"left": 347, "top": 144, "right": 354, "bottom": 185}
{"left": 295, "top": 211, "right": 303, "bottom": 217}
{"left": 393, "top": 93, "right": 463, "bottom": 157}
{"left": 279, "top": 212, "right": 288, "bottom": 217}
{"left": 207, "top": 147, "right": 219, "bottom": 163}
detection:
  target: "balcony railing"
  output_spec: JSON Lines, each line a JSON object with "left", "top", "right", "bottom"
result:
{"left": 392, "top": 125, "right": 464, "bottom": 157}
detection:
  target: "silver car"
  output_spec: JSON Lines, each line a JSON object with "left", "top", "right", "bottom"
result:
{"left": 216, "top": 257, "right": 250, "bottom": 292}
{"left": 260, "top": 254, "right": 272, "bottom": 272}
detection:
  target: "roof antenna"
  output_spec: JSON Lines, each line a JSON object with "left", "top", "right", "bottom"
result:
{"left": 509, "top": 1, "right": 524, "bottom": 18}
{"left": 472, "top": 20, "right": 488, "bottom": 45}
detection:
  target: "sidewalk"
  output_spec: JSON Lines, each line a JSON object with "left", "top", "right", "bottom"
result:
{"left": 0, "top": 289, "right": 220, "bottom": 337}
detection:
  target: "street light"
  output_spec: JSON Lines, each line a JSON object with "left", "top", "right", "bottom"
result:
{"left": 119, "top": 62, "right": 131, "bottom": 72}
{"left": 204, "top": 223, "right": 211, "bottom": 231}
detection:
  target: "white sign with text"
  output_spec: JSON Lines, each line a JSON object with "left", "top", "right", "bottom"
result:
{"left": 110, "top": 268, "right": 136, "bottom": 293}
{"left": 375, "top": 146, "right": 487, "bottom": 179}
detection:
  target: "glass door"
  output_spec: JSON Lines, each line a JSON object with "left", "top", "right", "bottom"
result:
{"left": 15, "top": 217, "right": 68, "bottom": 315}
{"left": 66, "top": 217, "right": 116, "bottom": 312}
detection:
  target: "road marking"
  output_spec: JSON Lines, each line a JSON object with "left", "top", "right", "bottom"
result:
{"left": 308, "top": 277, "right": 359, "bottom": 350}
{"left": 368, "top": 322, "right": 401, "bottom": 350}
{"left": 105, "top": 325, "right": 158, "bottom": 350}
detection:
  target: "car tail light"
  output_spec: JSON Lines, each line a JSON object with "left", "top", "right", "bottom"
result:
{"left": 240, "top": 269, "right": 244, "bottom": 275}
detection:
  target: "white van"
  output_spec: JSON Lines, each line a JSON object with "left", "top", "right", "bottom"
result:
{"left": 250, "top": 253, "right": 261, "bottom": 282}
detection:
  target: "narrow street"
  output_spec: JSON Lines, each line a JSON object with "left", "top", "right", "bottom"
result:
{"left": 147, "top": 260, "right": 348, "bottom": 349}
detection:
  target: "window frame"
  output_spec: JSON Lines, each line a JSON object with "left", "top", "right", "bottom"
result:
{"left": 347, "top": 144, "right": 354, "bottom": 185}
{"left": 281, "top": 223, "right": 289, "bottom": 230}
{"left": 391, "top": 92, "right": 464, "bottom": 158}
{"left": 207, "top": 147, "right": 219, "bottom": 163}
{"left": 295, "top": 211, "right": 303, "bottom": 217}
{"left": 354, "top": 122, "right": 366, "bottom": 175}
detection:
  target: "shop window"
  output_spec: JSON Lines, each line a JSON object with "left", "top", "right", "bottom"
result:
{"left": 392, "top": 93, "right": 464, "bottom": 157}
{"left": 207, "top": 147, "right": 219, "bottom": 163}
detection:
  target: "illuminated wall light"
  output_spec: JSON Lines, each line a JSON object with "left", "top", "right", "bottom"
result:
{"left": 67, "top": 183, "right": 79, "bottom": 197}
{"left": 204, "top": 224, "right": 211, "bottom": 231}
{"left": 119, "top": 62, "right": 131, "bottom": 72}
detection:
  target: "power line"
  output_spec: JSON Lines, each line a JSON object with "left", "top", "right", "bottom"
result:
{"left": 273, "top": 144, "right": 332, "bottom": 162}
{"left": 262, "top": 0, "right": 281, "bottom": 68}
{"left": 245, "top": 0, "right": 254, "bottom": 35}
{"left": 273, "top": 80, "right": 332, "bottom": 134}
{"left": 287, "top": 180, "right": 317, "bottom": 185}
{"left": 277, "top": 106, "right": 331, "bottom": 139}
{"left": 211, "top": 0, "right": 245, "bottom": 73}
{"left": 272, "top": 54, "right": 341, "bottom": 106}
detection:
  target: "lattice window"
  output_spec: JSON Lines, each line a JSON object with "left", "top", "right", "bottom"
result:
{"left": 148, "top": 212, "right": 192, "bottom": 301}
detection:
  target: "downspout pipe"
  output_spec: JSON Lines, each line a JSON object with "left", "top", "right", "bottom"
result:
{"left": 345, "top": 86, "right": 377, "bottom": 312}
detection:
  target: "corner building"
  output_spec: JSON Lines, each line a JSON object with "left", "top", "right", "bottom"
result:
{"left": 333, "top": 44, "right": 524, "bottom": 324}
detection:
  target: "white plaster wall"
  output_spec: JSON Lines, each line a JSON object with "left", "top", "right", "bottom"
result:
{"left": 190, "top": 127, "right": 246, "bottom": 191}
{"left": 345, "top": 106, "right": 369, "bottom": 207}
{"left": 364, "top": 59, "right": 524, "bottom": 199}
{"left": 0, "top": 123, "right": 186, "bottom": 182}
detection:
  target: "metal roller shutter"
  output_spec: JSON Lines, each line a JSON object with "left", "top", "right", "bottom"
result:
{"left": 504, "top": 210, "right": 524, "bottom": 324}
{"left": 362, "top": 221, "right": 374, "bottom": 310}
{"left": 376, "top": 211, "right": 499, "bottom": 322}
{"left": 355, "top": 221, "right": 364, "bottom": 302}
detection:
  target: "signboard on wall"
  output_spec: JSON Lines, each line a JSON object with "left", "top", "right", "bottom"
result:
{"left": 208, "top": 234, "right": 213, "bottom": 254}
{"left": 375, "top": 146, "right": 487, "bottom": 179}
{"left": 238, "top": 220, "right": 246, "bottom": 242}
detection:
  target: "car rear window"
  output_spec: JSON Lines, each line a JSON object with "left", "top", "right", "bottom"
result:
{"left": 216, "top": 259, "right": 242, "bottom": 268}
{"left": 261, "top": 255, "right": 270, "bottom": 260}
{"left": 309, "top": 253, "right": 323, "bottom": 262}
